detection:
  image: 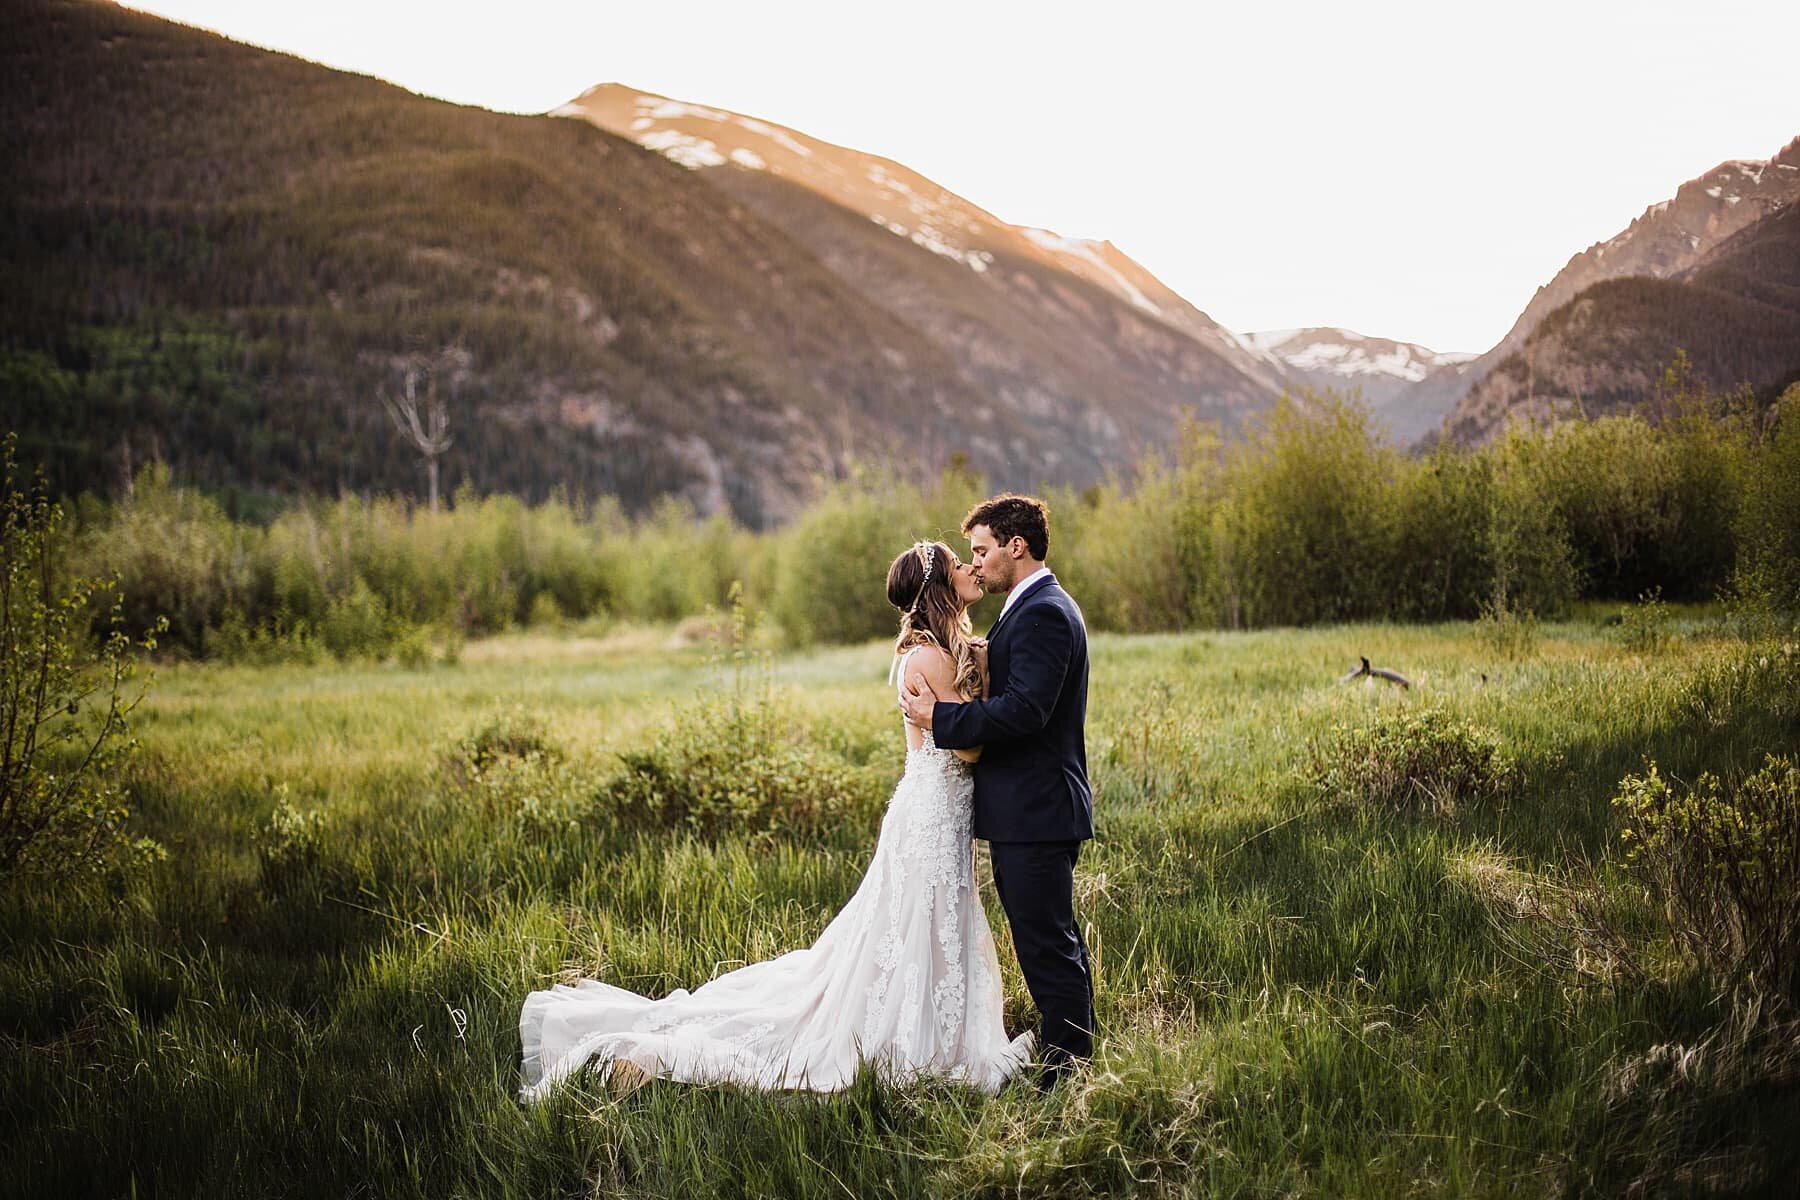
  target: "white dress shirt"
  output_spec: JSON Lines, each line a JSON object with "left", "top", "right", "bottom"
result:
{"left": 996, "top": 566, "right": 1053, "bottom": 623}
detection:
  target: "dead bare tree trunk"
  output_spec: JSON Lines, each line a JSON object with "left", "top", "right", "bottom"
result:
{"left": 381, "top": 368, "right": 454, "bottom": 512}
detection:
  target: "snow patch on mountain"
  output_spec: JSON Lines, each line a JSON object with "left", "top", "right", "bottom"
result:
{"left": 1248, "top": 329, "right": 1302, "bottom": 352}
{"left": 554, "top": 83, "right": 1307, "bottom": 394}
{"left": 638, "top": 129, "right": 726, "bottom": 170}
{"left": 640, "top": 97, "right": 730, "bottom": 123}
{"left": 735, "top": 115, "right": 813, "bottom": 157}
{"left": 1021, "top": 228, "right": 1159, "bottom": 315}
{"left": 1252, "top": 329, "right": 1473, "bottom": 383}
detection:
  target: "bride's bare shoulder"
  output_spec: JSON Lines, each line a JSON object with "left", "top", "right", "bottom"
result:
{"left": 899, "top": 641, "right": 957, "bottom": 686}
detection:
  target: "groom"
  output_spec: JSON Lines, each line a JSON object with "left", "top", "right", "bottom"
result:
{"left": 900, "top": 493, "right": 1095, "bottom": 1083}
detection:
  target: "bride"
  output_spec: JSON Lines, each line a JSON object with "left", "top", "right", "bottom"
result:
{"left": 518, "top": 540, "right": 1035, "bottom": 1099}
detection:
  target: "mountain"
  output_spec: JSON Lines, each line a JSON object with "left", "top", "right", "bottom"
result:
{"left": 1443, "top": 199, "right": 1800, "bottom": 442}
{"left": 0, "top": 5, "right": 1285, "bottom": 525}
{"left": 1439, "top": 138, "right": 1800, "bottom": 438}
{"left": 551, "top": 85, "right": 1287, "bottom": 463}
{"left": 1246, "top": 328, "right": 1475, "bottom": 446}
{"left": 6, "top": 0, "right": 944, "bottom": 525}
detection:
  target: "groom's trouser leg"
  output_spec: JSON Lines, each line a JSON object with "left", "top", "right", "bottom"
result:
{"left": 989, "top": 840, "right": 1094, "bottom": 1064}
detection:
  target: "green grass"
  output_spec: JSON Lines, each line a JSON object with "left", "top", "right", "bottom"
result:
{"left": 2, "top": 616, "right": 1796, "bottom": 1197}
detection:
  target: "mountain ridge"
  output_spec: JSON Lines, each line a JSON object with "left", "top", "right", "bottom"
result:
{"left": 552, "top": 84, "right": 1293, "bottom": 398}
{"left": 1439, "top": 137, "right": 1800, "bottom": 436}
{"left": 1444, "top": 198, "right": 1800, "bottom": 442}
{"left": 1, "top": 0, "right": 1290, "bottom": 525}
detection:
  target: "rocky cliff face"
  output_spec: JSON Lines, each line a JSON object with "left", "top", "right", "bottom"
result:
{"left": 1439, "top": 138, "right": 1800, "bottom": 441}
{"left": 1444, "top": 200, "right": 1800, "bottom": 443}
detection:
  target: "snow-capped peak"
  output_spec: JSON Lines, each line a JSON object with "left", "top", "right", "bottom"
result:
{"left": 1251, "top": 328, "right": 1473, "bottom": 383}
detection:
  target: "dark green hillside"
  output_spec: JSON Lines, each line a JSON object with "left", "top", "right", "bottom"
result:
{"left": 1683, "top": 198, "right": 1800, "bottom": 313}
{"left": 1446, "top": 203, "right": 1800, "bottom": 442}
{"left": 0, "top": 0, "right": 990, "bottom": 523}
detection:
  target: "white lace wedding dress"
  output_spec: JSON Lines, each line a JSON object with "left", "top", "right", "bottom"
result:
{"left": 518, "top": 686, "right": 1035, "bottom": 1100}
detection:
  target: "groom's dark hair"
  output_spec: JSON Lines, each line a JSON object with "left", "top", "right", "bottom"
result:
{"left": 962, "top": 493, "right": 1050, "bottom": 561}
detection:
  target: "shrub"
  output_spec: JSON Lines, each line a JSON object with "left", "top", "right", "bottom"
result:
{"left": 1307, "top": 706, "right": 1515, "bottom": 816}
{"left": 317, "top": 577, "right": 399, "bottom": 660}
{"left": 1386, "top": 446, "right": 1493, "bottom": 621}
{"left": 1614, "top": 756, "right": 1800, "bottom": 1001}
{"left": 1484, "top": 426, "right": 1583, "bottom": 619}
{"left": 255, "top": 788, "right": 326, "bottom": 893}
{"left": 526, "top": 590, "right": 566, "bottom": 629}
{"left": 1060, "top": 423, "right": 1227, "bottom": 632}
{"left": 443, "top": 708, "right": 587, "bottom": 830}
{"left": 599, "top": 638, "right": 882, "bottom": 839}
{"left": 75, "top": 461, "right": 248, "bottom": 654}
{"left": 1, "top": 435, "right": 165, "bottom": 885}
{"left": 1732, "top": 383, "right": 1800, "bottom": 618}
{"left": 390, "top": 623, "right": 435, "bottom": 669}
{"left": 1617, "top": 587, "right": 1672, "bottom": 652}
{"left": 768, "top": 462, "right": 986, "bottom": 646}
{"left": 1212, "top": 393, "right": 1398, "bottom": 627}
{"left": 447, "top": 707, "right": 564, "bottom": 784}
{"left": 204, "top": 607, "right": 321, "bottom": 666}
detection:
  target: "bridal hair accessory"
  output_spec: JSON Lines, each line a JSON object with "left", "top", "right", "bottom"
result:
{"left": 913, "top": 541, "right": 936, "bottom": 607}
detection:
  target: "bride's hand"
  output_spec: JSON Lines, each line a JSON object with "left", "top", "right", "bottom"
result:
{"left": 969, "top": 639, "right": 989, "bottom": 692}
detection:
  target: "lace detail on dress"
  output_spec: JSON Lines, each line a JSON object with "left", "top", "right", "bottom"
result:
{"left": 518, "top": 693, "right": 1032, "bottom": 1099}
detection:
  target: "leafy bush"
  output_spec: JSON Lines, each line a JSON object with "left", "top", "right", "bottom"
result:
{"left": 1059, "top": 424, "right": 1226, "bottom": 632}
{"left": 204, "top": 607, "right": 322, "bottom": 666}
{"left": 1, "top": 435, "right": 165, "bottom": 885}
{"left": 1540, "top": 414, "right": 1724, "bottom": 601}
{"left": 768, "top": 462, "right": 986, "bottom": 646}
{"left": 1386, "top": 445, "right": 1494, "bottom": 621}
{"left": 1732, "top": 383, "right": 1800, "bottom": 619}
{"left": 1475, "top": 600, "right": 1540, "bottom": 660}
{"left": 447, "top": 707, "right": 564, "bottom": 783}
{"left": 318, "top": 578, "right": 403, "bottom": 660}
{"left": 75, "top": 461, "right": 248, "bottom": 654}
{"left": 38, "top": 374, "right": 1788, "bottom": 652}
{"left": 443, "top": 708, "right": 590, "bottom": 832}
{"left": 1307, "top": 706, "right": 1515, "bottom": 816}
{"left": 1483, "top": 426, "right": 1583, "bottom": 620}
{"left": 1616, "top": 587, "right": 1673, "bottom": 652}
{"left": 1614, "top": 756, "right": 1800, "bottom": 1001}
{"left": 254, "top": 788, "right": 326, "bottom": 893}
{"left": 599, "top": 638, "right": 883, "bottom": 839}
{"left": 1212, "top": 394, "right": 1398, "bottom": 627}
{"left": 390, "top": 624, "right": 435, "bottom": 669}
{"left": 526, "top": 591, "right": 566, "bottom": 629}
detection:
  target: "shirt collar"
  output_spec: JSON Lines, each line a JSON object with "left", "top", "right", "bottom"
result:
{"left": 997, "top": 567, "right": 1054, "bottom": 621}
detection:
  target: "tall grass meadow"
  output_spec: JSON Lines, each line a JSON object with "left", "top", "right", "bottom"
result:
{"left": 4, "top": 384, "right": 1798, "bottom": 1195}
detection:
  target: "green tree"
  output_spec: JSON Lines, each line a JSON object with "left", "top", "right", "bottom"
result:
{"left": 1733, "top": 383, "right": 1800, "bottom": 617}
{"left": 1, "top": 435, "right": 164, "bottom": 883}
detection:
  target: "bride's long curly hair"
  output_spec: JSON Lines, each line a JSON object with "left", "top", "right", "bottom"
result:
{"left": 886, "top": 540, "right": 982, "bottom": 701}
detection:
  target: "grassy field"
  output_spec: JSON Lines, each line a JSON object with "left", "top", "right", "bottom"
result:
{"left": 2, "top": 613, "right": 1796, "bottom": 1198}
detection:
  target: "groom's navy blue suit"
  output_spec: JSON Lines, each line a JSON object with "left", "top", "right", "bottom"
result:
{"left": 931, "top": 572, "right": 1095, "bottom": 1067}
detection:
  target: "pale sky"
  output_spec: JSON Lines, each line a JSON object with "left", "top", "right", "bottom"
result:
{"left": 120, "top": 0, "right": 1799, "bottom": 354}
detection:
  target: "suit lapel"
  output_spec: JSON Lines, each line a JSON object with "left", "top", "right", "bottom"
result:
{"left": 986, "top": 572, "right": 1056, "bottom": 644}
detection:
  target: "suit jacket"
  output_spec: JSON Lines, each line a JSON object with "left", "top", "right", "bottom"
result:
{"left": 931, "top": 573, "right": 1093, "bottom": 843}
